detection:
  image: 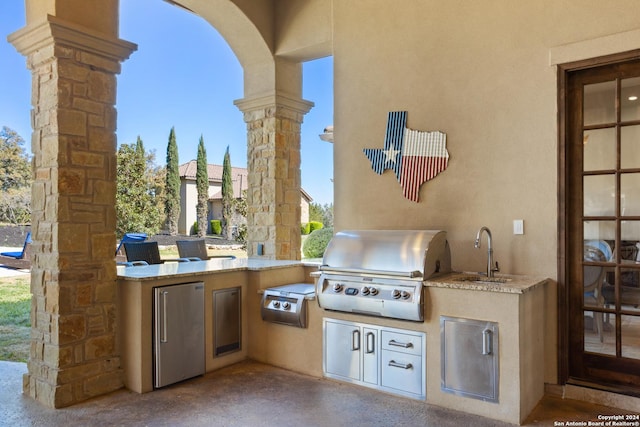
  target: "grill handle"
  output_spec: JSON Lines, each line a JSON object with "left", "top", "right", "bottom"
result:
{"left": 319, "top": 266, "right": 423, "bottom": 278}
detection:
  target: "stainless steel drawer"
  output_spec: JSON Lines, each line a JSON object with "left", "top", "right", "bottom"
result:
{"left": 381, "top": 350, "right": 423, "bottom": 395}
{"left": 381, "top": 330, "right": 423, "bottom": 356}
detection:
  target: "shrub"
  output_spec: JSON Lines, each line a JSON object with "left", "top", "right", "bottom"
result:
{"left": 301, "top": 222, "right": 311, "bottom": 235}
{"left": 236, "top": 224, "right": 247, "bottom": 248}
{"left": 302, "top": 227, "right": 333, "bottom": 259}
{"left": 309, "top": 221, "right": 324, "bottom": 232}
{"left": 192, "top": 221, "right": 198, "bottom": 235}
{"left": 210, "top": 220, "right": 222, "bottom": 235}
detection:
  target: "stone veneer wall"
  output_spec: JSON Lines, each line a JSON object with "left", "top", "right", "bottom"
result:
{"left": 9, "top": 16, "right": 135, "bottom": 408}
{"left": 236, "top": 95, "right": 313, "bottom": 260}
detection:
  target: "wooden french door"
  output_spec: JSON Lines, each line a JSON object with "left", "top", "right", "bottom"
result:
{"left": 562, "top": 57, "right": 640, "bottom": 394}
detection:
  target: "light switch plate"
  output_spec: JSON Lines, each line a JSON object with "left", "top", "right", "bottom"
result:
{"left": 513, "top": 219, "right": 524, "bottom": 235}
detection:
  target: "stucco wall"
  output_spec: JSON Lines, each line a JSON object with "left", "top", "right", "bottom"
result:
{"left": 328, "top": 0, "right": 640, "bottom": 384}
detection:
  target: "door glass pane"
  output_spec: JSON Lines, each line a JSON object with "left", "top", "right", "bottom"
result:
{"left": 584, "top": 265, "right": 605, "bottom": 310}
{"left": 584, "top": 221, "right": 615, "bottom": 261}
{"left": 622, "top": 221, "right": 640, "bottom": 260}
{"left": 620, "top": 268, "right": 640, "bottom": 314}
{"left": 621, "top": 315, "right": 640, "bottom": 359}
{"left": 584, "top": 310, "right": 614, "bottom": 355}
{"left": 621, "top": 77, "right": 640, "bottom": 122}
{"left": 622, "top": 125, "right": 640, "bottom": 170}
{"left": 621, "top": 173, "right": 640, "bottom": 216}
{"left": 584, "top": 81, "right": 616, "bottom": 126}
{"left": 584, "top": 175, "right": 616, "bottom": 216}
{"left": 584, "top": 128, "right": 616, "bottom": 171}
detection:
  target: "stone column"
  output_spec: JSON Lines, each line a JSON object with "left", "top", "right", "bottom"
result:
{"left": 235, "top": 94, "right": 313, "bottom": 260}
{"left": 9, "top": 16, "right": 136, "bottom": 408}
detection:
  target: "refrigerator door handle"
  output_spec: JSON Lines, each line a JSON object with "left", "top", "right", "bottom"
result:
{"left": 161, "top": 291, "right": 168, "bottom": 343}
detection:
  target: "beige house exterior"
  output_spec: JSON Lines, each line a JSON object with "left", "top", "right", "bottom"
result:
{"left": 7, "top": 0, "right": 640, "bottom": 418}
{"left": 178, "top": 160, "right": 312, "bottom": 235}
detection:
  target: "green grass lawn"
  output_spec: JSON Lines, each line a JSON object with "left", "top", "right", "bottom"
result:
{"left": 0, "top": 276, "right": 31, "bottom": 362}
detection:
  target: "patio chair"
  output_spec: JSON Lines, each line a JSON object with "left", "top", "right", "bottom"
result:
{"left": 0, "top": 232, "right": 32, "bottom": 270}
{"left": 176, "top": 239, "right": 236, "bottom": 260}
{"left": 116, "top": 232, "right": 147, "bottom": 262}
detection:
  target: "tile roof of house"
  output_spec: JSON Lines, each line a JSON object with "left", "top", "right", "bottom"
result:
{"left": 179, "top": 160, "right": 313, "bottom": 201}
{"left": 179, "top": 160, "right": 247, "bottom": 197}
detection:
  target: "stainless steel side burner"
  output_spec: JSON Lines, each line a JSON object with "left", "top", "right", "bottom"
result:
{"left": 261, "top": 283, "right": 315, "bottom": 328}
{"left": 316, "top": 230, "right": 451, "bottom": 322}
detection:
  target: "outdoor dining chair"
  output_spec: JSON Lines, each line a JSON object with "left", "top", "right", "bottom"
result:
{"left": 122, "top": 241, "right": 193, "bottom": 266}
{"left": 176, "top": 239, "right": 236, "bottom": 261}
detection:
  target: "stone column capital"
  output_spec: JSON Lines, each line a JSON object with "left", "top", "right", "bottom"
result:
{"left": 234, "top": 92, "right": 314, "bottom": 123}
{"left": 8, "top": 14, "right": 137, "bottom": 69}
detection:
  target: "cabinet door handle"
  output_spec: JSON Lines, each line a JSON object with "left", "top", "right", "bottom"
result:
{"left": 388, "top": 360, "right": 413, "bottom": 370}
{"left": 351, "top": 329, "right": 360, "bottom": 351}
{"left": 365, "top": 332, "right": 375, "bottom": 354}
{"left": 482, "top": 329, "right": 493, "bottom": 355}
{"left": 161, "top": 291, "right": 168, "bottom": 343}
{"left": 388, "top": 339, "right": 413, "bottom": 349}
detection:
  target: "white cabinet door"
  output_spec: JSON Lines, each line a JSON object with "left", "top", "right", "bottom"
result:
{"left": 362, "top": 327, "right": 378, "bottom": 385}
{"left": 324, "top": 320, "right": 361, "bottom": 381}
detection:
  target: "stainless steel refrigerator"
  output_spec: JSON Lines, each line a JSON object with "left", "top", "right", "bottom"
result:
{"left": 153, "top": 282, "right": 205, "bottom": 388}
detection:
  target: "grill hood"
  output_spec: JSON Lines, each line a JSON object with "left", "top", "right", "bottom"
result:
{"left": 320, "top": 229, "right": 451, "bottom": 279}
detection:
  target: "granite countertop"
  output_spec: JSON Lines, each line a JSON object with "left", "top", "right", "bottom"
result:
{"left": 117, "top": 258, "right": 303, "bottom": 281}
{"left": 425, "top": 271, "right": 548, "bottom": 294}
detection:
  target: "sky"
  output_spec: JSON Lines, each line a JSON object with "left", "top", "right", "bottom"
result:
{"left": 0, "top": 1, "right": 334, "bottom": 205}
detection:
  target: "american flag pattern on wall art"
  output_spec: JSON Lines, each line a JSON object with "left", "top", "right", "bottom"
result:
{"left": 363, "top": 111, "right": 449, "bottom": 202}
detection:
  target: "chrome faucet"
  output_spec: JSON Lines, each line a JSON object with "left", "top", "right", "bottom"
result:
{"left": 474, "top": 226, "right": 499, "bottom": 278}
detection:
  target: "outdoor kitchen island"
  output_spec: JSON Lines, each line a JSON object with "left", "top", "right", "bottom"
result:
{"left": 117, "top": 259, "right": 547, "bottom": 426}
{"left": 116, "top": 258, "right": 317, "bottom": 394}
{"left": 317, "top": 272, "right": 548, "bottom": 425}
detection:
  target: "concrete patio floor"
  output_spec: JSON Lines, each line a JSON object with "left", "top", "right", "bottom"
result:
{"left": 0, "top": 359, "right": 635, "bottom": 427}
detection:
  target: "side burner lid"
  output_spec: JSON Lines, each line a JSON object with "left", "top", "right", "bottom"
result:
{"left": 265, "top": 283, "right": 315, "bottom": 296}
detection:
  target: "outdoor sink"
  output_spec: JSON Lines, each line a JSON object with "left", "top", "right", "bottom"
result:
{"left": 456, "top": 274, "right": 510, "bottom": 284}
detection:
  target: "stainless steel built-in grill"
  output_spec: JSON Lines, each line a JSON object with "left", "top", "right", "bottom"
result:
{"left": 261, "top": 283, "right": 315, "bottom": 328}
{"left": 316, "top": 230, "right": 451, "bottom": 322}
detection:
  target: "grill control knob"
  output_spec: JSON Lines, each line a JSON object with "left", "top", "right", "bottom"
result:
{"left": 401, "top": 291, "right": 411, "bottom": 300}
{"left": 369, "top": 287, "right": 379, "bottom": 296}
{"left": 392, "top": 289, "right": 401, "bottom": 299}
{"left": 273, "top": 301, "right": 280, "bottom": 308}
{"left": 332, "top": 283, "right": 343, "bottom": 293}
{"left": 361, "top": 286, "right": 370, "bottom": 296}
{"left": 282, "top": 301, "right": 291, "bottom": 310}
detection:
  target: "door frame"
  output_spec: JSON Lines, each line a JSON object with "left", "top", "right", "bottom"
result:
{"left": 557, "top": 48, "right": 640, "bottom": 390}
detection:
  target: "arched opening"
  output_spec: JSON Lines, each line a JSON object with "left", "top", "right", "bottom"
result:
{"left": 117, "top": 0, "right": 246, "bottom": 238}
{"left": 5, "top": 0, "right": 329, "bottom": 407}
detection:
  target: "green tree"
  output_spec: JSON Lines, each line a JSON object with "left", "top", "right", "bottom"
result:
{"left": 164, "top": 127, "right": 180, "bottom": 235}
{"left": 0, "top": 126, "right": 31, "bottom": 192}
{"left": 234, "top": 189, "right": 247, "bottom": 246}
{"left": 221, "top": 146, "right": 234, "bottom": 239}
{"left": 116, "top": 137, "right": 163, "bottom": 238}
{"left": 196, "top": 135, "right": 209, "bottom": 237}
{"left": 309, "top": 202, "right": 334, "bottom": 228}
{"left": 0, "top": 127, "right": 31, "bottom": 224}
